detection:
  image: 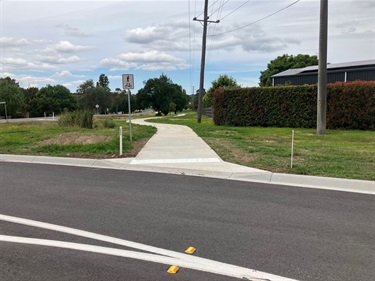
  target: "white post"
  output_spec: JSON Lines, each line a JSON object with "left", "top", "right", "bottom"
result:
{"left": 52, "top": 112, "right": 55, "bottom": 120}
{"left": 291, "top": 130, "right": 295, "bottom": 169}
{"left": 119, "top": 126, "right": 123, "bottom": 156}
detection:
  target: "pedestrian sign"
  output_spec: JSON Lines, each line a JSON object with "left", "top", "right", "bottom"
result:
{"left": 122, "top": 74, "right": 134, "bottom": 89}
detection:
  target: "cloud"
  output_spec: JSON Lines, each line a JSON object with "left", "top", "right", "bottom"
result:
{"left": 1, "top": 72, "right": 55, "bottom": 88}
{"left": 100, "top": 58, "right": 137, "bottom": 70}
{"left": 38, "top": 55, "right": 81, "bottom": 64}
{"left": 44, "top": 41, "right": 94, "bottom": 53}
{"left": 56, "top": 24, "right": 92, "bottom": 37}
{"left": 0, "top": 37, "right": 31, "bottom": 47}
{"left": 124, "top": 22, "right": 194, "bottom": 51}
{"left": 52, "top": 70, "right": 85, "bottom": 78}
{"left": 2, "top": 57, "right": 58, "bottom": 71}
{"left": 101, "top": 50, "right": 189, "bottom": 71}
{"left": 2, "top": 58, "right": 28, "bottom": 66}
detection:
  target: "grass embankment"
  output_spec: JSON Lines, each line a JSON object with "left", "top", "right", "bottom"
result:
{"left": 148, "top": 112, "right": 375, "bottom": 181}
{"left": 0, "top": 117, "right": 156, "bottom": 158}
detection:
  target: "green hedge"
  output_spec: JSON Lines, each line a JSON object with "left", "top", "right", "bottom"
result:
{"left": 213, "top": 81, "right": 375, "bottom": 130}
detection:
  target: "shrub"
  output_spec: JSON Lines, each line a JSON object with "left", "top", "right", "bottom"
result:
{"left": 58, "top": 110, "right": 93, "bottom": 129}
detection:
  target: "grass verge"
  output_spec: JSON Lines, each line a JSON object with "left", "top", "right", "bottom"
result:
{"left": 0, "top": 117, "right": 156, "bottom": 158}
{"left": 148, "top": 112, "right": 375, "bottom": 181}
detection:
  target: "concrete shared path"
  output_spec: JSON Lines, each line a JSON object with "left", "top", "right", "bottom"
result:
{"left": 0, "top": 118, "right": 373, "bottom": 195}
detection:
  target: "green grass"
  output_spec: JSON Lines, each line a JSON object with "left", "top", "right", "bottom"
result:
{"left": 0, "top": 118, "right": 156, "bottom": 158}
{"left": 1, "top": 112, "right": 374, "bottom": 180}
{"left": 148, "top": 112, "right": 375, "bottom": 181}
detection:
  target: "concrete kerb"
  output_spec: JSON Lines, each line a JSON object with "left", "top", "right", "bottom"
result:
{"left": 0, "top": 154, "right": 374, "bottom": 195}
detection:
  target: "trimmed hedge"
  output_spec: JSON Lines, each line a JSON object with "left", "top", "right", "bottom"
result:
{"left": 213, "top": 81, "right": 375, "bottom": 130}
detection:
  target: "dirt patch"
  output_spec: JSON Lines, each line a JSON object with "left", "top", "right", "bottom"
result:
{"left": 37, "top": 132, "right": 150, "bottom": 159}
{"left": 39, "top": 133, "right": 113, "bottom": 145}
{"left": 125, "top": 139, "right": 148, "bottom": 157}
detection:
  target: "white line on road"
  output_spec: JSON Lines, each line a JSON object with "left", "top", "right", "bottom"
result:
{"left": 0, "top": 214, "right": 298, "bottom": 281}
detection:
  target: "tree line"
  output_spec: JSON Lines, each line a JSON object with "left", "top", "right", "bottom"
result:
{"left": 0, "top": 74, "right": 191, "bottom": 118}
{"left": 0, "top": 54, "right": 319, "bottom": 118}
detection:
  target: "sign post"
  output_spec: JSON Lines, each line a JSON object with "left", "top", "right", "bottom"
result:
{"left": 122, "top": 74, "right": 134, "bottom": 143}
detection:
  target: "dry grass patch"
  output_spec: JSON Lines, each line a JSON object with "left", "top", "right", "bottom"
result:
{"left": 39, "top": 132, "right": 113, "bottom": 145}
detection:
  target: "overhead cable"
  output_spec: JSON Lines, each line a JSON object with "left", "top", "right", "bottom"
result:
{"left": 208, "top": 0, "right": 301, "bottom": 37}
{"left": 219, "top": 0, "right": 250, "bottom": 22}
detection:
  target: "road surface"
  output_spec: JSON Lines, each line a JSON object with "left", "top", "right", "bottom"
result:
{"left": 0, "top": 162, "right": 374, "bottom": 280}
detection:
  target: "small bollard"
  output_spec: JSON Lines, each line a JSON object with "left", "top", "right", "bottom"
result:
{"left": 119, "top": 127, "right": 123, "bottom": 156}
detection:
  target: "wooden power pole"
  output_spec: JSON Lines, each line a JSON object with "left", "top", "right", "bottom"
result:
{"left": 194, "top": 0, "right": 219, "bottom": 123}
{"left": 317, "top": 0, "right": 328, "bottom": 135}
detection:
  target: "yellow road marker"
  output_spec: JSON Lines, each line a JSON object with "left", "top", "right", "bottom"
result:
{"left": 185, "top": 246, "right": 196, "bottom": 254}
{"left": 167, "top": 265, "right": 180, "bottom": 274}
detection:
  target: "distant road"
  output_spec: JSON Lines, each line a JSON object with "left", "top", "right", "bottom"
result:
{"left": 0, "top": 109, "right": 156, "bottom": 124}
{"left": 1, "top": 162, "right": 374, "bottom": 281}
{"left": 0, "top": 117, "right": 57, "bottom": 123}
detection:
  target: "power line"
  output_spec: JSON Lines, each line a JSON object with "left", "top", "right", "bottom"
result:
{"left": 208, "top": 0, "right": 230, "bottom": 19}
{"left": 196, "top": 0, "right": 221, "bottom": 19}
{"left": 209, "top": 0, "right": 301, "bottom": 37}
{"left": 219, "top": 0, "right": 250, "bottom": 22}
{"left": 207, "top": 0, "right": 225, "bottom": 64}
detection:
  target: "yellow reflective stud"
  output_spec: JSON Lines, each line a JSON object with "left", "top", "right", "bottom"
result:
{"left": 167, "top": 265, "right": 180, "bottom": 274}
{"left": 185, "top": 247, "right": 196, "bottom": 254}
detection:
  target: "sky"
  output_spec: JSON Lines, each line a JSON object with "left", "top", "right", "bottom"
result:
{"left": 1, "top": 0, "right": 374, "bottom": 94}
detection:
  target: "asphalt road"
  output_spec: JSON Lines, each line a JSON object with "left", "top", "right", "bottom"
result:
{"left": 0, "top": 162, "right": 374, "bottom": 281}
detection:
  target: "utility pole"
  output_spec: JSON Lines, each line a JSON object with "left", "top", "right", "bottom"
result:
{"left": 194, "top": 0, "right": 219, "bottom": 123}
{"left": 317, "top": 0, "right": 328, "bottom": 135}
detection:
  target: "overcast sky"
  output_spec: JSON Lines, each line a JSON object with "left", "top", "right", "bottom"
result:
{"left": 1, "top": 0, "right": 374, "bottom": 94}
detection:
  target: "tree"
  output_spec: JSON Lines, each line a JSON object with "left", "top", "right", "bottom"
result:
{"left": 137, "top": 74, "right": 188, "bottom": 115}
{"left": 77, "top": 79, "right": 112, "bottom": 113}
{"left": 97, "top": 73, "right": 110, "bottom": 90}
{"left": 77, "top": 79, "right": 95, "bottom": 95}
{"left": 31, "top": 85, "right": 76, "bottom": 116}
{"left": 0, "top": 77, "right": 25, "bottom": 117}
{"left": 203, "top": 74, "right": 239, "bottom": 107}
{"left": 259, "top": 54, "right": 319, "bottom": 86}
{"left": 22, "top": 87, "right": 39, "bottom": 117}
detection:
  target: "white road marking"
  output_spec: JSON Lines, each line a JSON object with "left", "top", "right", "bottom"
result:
{"left": 131, "top": 158, "right": 221, "bottom": 164}
{"left": 0, "top": 214, "right": 298, "bottom": 281}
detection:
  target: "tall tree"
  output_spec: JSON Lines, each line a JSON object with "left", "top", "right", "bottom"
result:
{"left": 76, "top": 79, "right": 112, "bottom": 113}
{"left": 137, "top": 74, "right": 188, "bottom": 115}
{"left": 97, "top": 73, "right": 110, "bottom": 90}
{"left": 31, "top": 85, "right": 76, "bottom": 116}
{"left": 22, "top": 87, "right": 39, "bottom": 117}
{"left": 0, "top": 77, "right": 25, "bottom": 117}
{"left": 259, "top": 54, "right": 319, "bottom": 86}
{"left": 77, "top": 79, "right": 95, "bottom": 95}
{"left": 203, "top": 74, "right": 239, "bottom": 107}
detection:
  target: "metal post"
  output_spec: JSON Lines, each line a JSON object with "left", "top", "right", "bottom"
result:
{"left": 317, "top": 0, "right": 328, "bottom": 135}
{"left": 127, "top": 89, "right": 133, "bottom": 143}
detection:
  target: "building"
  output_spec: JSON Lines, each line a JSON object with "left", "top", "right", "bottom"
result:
{"left": 271, "top": 60, "right": 375, "bottom": 86}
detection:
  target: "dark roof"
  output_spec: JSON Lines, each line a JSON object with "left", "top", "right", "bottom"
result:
{"left": 271, "top": 60, "right": 375, "bottom": 78}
